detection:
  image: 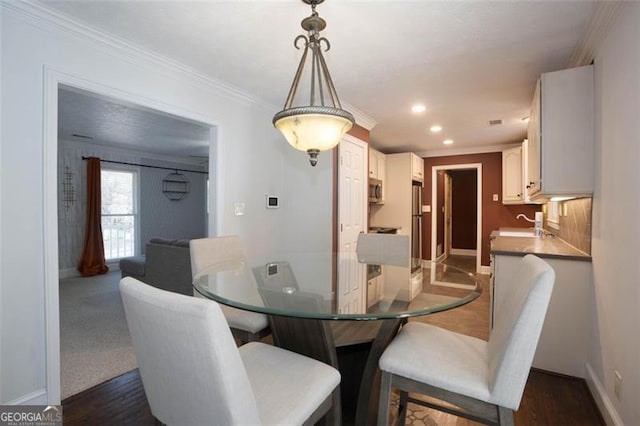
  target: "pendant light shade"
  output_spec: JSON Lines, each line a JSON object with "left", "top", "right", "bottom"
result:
{"left": 273, "top": 0, "right": 354, "bottom": 167}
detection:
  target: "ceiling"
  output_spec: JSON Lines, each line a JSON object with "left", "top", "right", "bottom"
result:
{"left": 58, "top": 86, "right": 212, "bottom": 158}
{"left": 46, "top": 1, "right": 600, "bottom": 156}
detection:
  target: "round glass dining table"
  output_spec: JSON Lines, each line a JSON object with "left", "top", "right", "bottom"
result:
{"left": 193, "top": 252, "right": 481, "bottom": 425}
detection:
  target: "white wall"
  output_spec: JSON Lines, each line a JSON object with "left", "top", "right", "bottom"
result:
{"left": 58, "top": 139, "right": 209, "bottom": 273}
{"left": 589, "top": 3, "right": 640, "bottom": 425}
{"left": 0, "top": 3, "right": 332, "bottom": 403}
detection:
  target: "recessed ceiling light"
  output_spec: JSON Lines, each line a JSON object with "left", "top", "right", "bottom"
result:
{"left": 411, "top": 104, "right": 426, "bottom": 113}
{"left": 430, "top": 125, "right": 442, "bottom": 133}
{"left": 443, "top": 139, "right": 454, "bottom": 145}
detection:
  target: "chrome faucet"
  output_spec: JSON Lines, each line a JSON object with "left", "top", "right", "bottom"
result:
{"left": 516, "top": 212, "right": 544, "bottom": 236}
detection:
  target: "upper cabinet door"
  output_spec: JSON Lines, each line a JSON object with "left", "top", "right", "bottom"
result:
{"left": 526, "top": 65, "right": 594, "bottom": 200}
{"left": 502, "top": 145, "right": 524, "bottom": 204}
{"left": 369, "top": 148, "right": 378, "bottom": 178}
{"left": 369, "top": 148, "right": 386, "bottom": 183}
{"left": 411, "top": 153, "right": 424, "bottom": 184}
{"left": 526, "top": 79, "right": 541, "bottom": 197}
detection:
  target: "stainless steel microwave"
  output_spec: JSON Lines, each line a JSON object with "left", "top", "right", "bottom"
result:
{"left": 369, "top": 178, "right": 383, "bottom": 203}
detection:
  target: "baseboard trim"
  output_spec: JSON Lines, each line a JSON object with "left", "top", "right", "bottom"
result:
{"left": 585, "top": 362, "right": 624, "bottom": 426}
{"left": 450, "top": 248, "right": 477, "bottom": 256}
{"left": 60, "top": 263, "right": 120, "bottom": 279}
{"left": 59, "top": 268, "right": 79, "bottom": 279}
{"left": 478, "top": 265, "right": 491, "bottom": 275}
{"left": 6, "top": 388, "right": 48, "bottom": 405}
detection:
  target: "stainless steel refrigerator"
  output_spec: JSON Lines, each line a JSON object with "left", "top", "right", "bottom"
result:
{"left": 411, "top": 182, "right": 422, "bottom": 272}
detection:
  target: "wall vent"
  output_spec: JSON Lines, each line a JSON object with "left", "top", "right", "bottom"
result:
{"left": 488, "top": 119, "right": 503, "bottom": 126}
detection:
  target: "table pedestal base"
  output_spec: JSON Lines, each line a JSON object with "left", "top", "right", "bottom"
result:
{"left": 268, "top": 316, "right": 406, "bottom": 425}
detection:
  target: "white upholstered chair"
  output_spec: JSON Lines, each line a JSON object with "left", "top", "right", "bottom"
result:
{"left": 120, "top": 277, "right": 340, "bottom": 426}
{"left": 189, "top": 235, "right": 270, "bottom": 344}
{"left": 377, "top": 254, "right": 555, "bottom": 426}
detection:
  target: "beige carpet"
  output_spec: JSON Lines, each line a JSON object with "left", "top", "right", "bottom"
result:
{"left": 59, "top": 271, "right": 137, "bottom": 399}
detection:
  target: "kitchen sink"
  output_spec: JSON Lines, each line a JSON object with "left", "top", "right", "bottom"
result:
{"left": 497, "top": 229, "right": 537, "bottom": 237}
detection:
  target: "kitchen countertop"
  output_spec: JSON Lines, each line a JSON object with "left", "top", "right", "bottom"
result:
{"left": 369, "top": 226, "right": 402, "bottom": 233}
{"left": 490, "top": 229, "right": 591, "bottom": 262}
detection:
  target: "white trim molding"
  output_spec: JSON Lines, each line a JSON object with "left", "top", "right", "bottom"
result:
{"left": 450, "top": 248, "right": 477, "bottom": 257}
{"left": 568, "top": 2, "right": 622, "bottom": 68}
{"left": 585, "top": 363, "right": 624, "bottom": 426}
{"left": 343, "top": 101, "right": 377, "bottom": 131}
{"left": 430, "top": 163, "right": 483, "bottom": 274}
{"left": 6, "top": 389, "right": 48, "bottom": 405}
{"left": 3, "top": 1, "right": 266, "bottom": 108}
{"left": 43, "top": 67, "right": 220, "bottom": 404}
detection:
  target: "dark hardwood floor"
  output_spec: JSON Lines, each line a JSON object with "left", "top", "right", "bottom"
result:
{"left": 63, "top": 255, "right": 604, "bottom": 425}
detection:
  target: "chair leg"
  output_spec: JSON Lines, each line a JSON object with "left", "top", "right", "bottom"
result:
{"left": 397, "top": 391, "right": 409, "bottom": 425}
{"left": 378, "top": 372, "right": 393, "bottom": 426}
{"left": 498, "top": 406, "right": 514, "bottom": 426}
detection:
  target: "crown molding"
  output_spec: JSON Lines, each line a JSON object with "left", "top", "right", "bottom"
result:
{"left": 3, "top": 1, "right": 379, "bottom": 130}
{"left": 417, "top": 142, "right": 518, "bottom": 158}
{"left": 2, "top": 1, "right": 272, "bottom": 108}
{"left": 342, "top": 101, "right": 377, "bottom": 131}
{"left": 568, "top": 2, "right": 622, "bottom": 67}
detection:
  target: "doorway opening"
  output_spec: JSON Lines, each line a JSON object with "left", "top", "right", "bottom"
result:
{"left": 44, "top": 70, "right": 218, "bottom": 403}
{"left": 430, "top": 163, "right": 482, "bottom": 285}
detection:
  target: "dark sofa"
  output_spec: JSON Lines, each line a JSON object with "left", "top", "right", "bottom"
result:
{"left": 119, "top": 238, "right": 193, "bottom": 295}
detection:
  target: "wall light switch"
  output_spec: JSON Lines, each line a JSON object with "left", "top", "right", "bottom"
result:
{"left": 422, "top": 205, "right": 431, "bottom": 213}
{"left": 233, "top": 201, "right": 245, "bottom": 216}
{"left": 492, "top": 194, "right": 499, "bottom": 201}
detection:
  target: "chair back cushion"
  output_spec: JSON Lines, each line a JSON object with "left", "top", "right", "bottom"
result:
{"left": 190, "top": 236, "right": 244, "bottom": 279}
{"left": 120, "top": 277, "right": 261, "bottom": 425}
{"left": 487, "top": 254, "right": 555, "bottom": 410}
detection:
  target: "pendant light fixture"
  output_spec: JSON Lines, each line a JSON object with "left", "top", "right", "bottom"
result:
{"left": 273, "top": 0, "right": 354, "bottom": 167}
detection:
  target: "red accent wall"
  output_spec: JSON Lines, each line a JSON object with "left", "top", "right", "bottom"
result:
{"left": 347, "top": 124, "right": 370, "bottom": 142}
{"left": 422, "top": 152, "right": 541, "bottom": 266}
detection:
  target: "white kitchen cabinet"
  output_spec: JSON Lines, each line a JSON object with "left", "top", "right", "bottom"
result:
{"left": 371, "top": 152, "right": 422, "bottom": 233}
{"left": 411, "top": 153, "right": 424, "bottom": 183}
{"left": 502, "top": 145, "right": 524, "bottom": 204}
{"left": 366, "top": 271, "right": 384, "bottom": 307}
{"left": 369, "top": 148, "right": 386, "bottom": 181}
{"left": 492, "top": 253, "right": 592, "bottom": 377}
{"left": 526, "top": 65, "right": 594, "bottom": 200}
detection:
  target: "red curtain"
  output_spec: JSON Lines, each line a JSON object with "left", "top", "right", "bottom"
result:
{"left": 77, "top": 157, "right": 109, "bottom": 276}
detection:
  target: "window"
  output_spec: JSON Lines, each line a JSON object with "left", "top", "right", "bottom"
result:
{"left": 101, "top": 168, "right": 138, "bottom": 260}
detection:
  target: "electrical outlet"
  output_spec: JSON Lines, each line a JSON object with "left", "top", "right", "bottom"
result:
{"left": 492, "top": 194, "right": 499, "bottom": 201}
{"left": 614, "top": 371, "right": 622, "bottom": 400}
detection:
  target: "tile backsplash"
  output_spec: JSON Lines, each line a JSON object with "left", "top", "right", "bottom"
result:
{"left": 545, "top": 198, "right": 592, "bottom": 254}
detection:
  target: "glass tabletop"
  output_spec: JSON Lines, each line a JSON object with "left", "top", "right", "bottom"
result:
{"left": 193, "top": 251, "right": 482, "bottom": 321}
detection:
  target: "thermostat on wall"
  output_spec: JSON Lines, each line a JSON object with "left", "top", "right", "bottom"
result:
{"left": 266, "top": 195, "right": 279, "bottom": 209}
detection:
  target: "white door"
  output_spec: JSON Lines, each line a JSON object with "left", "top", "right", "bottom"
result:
{"left": 337, "top": 135, "right": 367, "bottom": 314}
